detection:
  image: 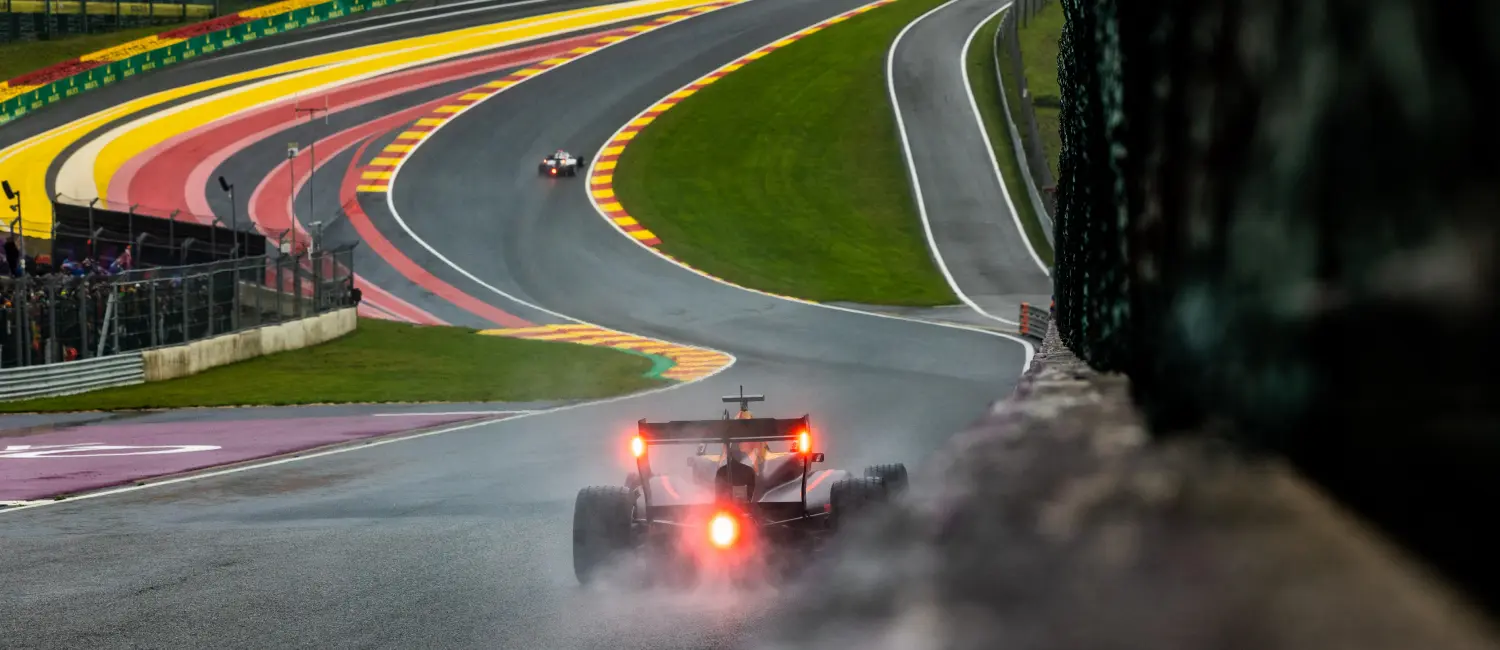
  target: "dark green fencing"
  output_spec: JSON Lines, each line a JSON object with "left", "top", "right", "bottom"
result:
{"left": 1054, "top": 0, "right": 1498, "bottom": 612}
{"left": 0, "top": 0, "right": 401, "bottom": 125}
{"left": 0, "top": 1, "right": 216, "bottom": 44}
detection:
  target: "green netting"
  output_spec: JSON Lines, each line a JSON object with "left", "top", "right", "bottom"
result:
{"left": 1055, "top": 0, "right": 1129, "bottom": 375}
{"left": 1053, "top": 0, "right": 1499, "bottom": 608}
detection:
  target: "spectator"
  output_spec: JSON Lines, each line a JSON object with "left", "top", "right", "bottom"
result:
{"left": 109, "top": 245, "right": 133, "bottom": 274}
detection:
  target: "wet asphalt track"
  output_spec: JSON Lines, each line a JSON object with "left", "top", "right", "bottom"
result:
{"left": 0, "top": 0, "right": 1030, "bottom": 647}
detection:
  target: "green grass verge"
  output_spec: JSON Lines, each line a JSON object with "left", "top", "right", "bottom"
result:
{"left": 0, "top": 319, "right": 666, "bottom": 412}
{"left": 966, "top": 9, "right": 1053, "bottom": 266}
{"left": 1012, "top": 0, "right": 1063, "bottom": 178}
{"left": 612, "top": 0, "right": 958, "bottom": 306}
{"left": 0, "top": 25, "right": 164, "bottom": 82}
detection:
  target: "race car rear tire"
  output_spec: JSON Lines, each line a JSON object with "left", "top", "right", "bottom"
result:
{"left": 863, "top": 463, "right": 908, "bottom": 496}
{"left": 573, "top": 485, "right": 635, "bottom": 584}
{"left": 829, "top": 476, "right": 886, "bottom": 532}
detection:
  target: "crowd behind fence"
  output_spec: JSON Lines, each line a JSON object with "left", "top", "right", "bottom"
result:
{"left": 1, "top": 244, "right": 357, "bottom": 368}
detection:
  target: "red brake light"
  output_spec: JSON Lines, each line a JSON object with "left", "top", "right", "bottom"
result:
{"left": 709, "top": 511, "right": 738, "bottom": 548}
{"left": 797, "top": 430, "right": 811, "bottom": 454}
{"left": 631, "top": 435, "right": 645, "bottom": 458}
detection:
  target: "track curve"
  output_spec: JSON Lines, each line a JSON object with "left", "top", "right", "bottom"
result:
{"left": 888, "top": 0, "right": 1052, "bottom": 322}
{"left": 385, "top": 0, "right": 1027, "bottom": 463}
{"left": 1, "top": 0, "right": 1031, "bottom": 647}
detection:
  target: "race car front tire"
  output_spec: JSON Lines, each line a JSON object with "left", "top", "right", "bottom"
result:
{"left": 829, "top": 476, "right": 886, "bottom": 532}
{"left": 863, "top": 463, "right": 909, "bottom": 496}
{"left": 573, "top": 485, "right": 635, "bottom": 584}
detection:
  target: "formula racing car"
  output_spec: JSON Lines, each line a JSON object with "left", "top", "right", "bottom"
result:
{"left": 572, "top": 388, "right": 909, "bottom": 586}
{"left": 538, "top": 149, "right": 587, "bottom": 177}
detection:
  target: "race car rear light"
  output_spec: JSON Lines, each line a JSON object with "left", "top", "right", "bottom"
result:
{"left": 550, "top": 168, "right": 557, "bottom": 175}
{"left": 709, "top": 511, "right": 739, "bottom": 548}
{"left": 631, "top": 435, "right": 645, "bottom": 458}
{"left": 797, "top": 430, "right": 811, "bottom": 454}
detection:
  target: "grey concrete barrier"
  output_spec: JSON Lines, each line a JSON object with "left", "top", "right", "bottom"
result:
{"left": 993, "top": 7, "right": 1055, "bottom": 245}
{"left": 142, "top": 307, "right": 356, "bottom": 382}
{"left": 0, "top": 353, "right": 146, "bottom": 401}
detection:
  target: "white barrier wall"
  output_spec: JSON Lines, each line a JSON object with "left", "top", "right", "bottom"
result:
{"left": 143, "top": 308, "right": 357, "bottom": 382}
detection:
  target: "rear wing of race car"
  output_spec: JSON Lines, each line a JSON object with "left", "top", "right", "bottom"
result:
{"left": 630, "top": 397, "right": 823, "bottom": 520}
{"left": 635, "top": 416, "right": 809, "bottom": 446}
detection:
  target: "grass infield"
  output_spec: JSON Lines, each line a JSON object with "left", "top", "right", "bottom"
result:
{"left": 612, "top": 0, "right": 959, "bottom": 306}
{"left": 0, "top": 319, "right": 666, "bottom": 412}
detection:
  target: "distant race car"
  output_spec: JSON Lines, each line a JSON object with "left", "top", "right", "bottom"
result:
{"left": 572, "top": 388, "right": 909, "bottom": 586}
{"left": 538, "top": 149, "right": 587, "bottom": 177}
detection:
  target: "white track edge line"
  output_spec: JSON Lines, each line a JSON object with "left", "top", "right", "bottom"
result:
{"left": 958, "top": 0, "right": 1048, "bottom": 275}
{"left": 0, "top": 374, "right": 730, "bottom": 517}
{"left": 583, "top": 0, "right": 1037, "bottom": 369}
{"left": 886, "top": 0, "right": 1021, "bottom": 326}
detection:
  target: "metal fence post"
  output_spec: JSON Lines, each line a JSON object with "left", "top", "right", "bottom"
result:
{"left": 183, "top": 275, "right": 192, "bottom": 342}
{"left": 252, "top": 260, "right": 262, "bottom": 327}
{"left": 78, "top": 287, "right": 89, "bottom": 360}
{"left": 293, "top": 255, "right": 303, "bottom": 318}
{"left": 46, "top": 285, "right": 57, "bottom": 363}
{"left": 230, "top": 265, "right": 241, "bottom": 332}
{"left": 312, "top": 250, "right": 323, "bottom": 314}
{"left": 20, "top": 277, "right": 31, "bottom": 367}
{"left": 149, "top": 281, "right": 159, "bottom": 347}
{"left": 206, "top": 270, "right": 215, "bottom": 338}
{"left": 274, "top": 256, "right": 283, "bottom": 323}
{"left": 112, "top": 286, "right": 121, "bottom": 354}
{"left": 11, "top": 288, "right": 22, "bottom": 368}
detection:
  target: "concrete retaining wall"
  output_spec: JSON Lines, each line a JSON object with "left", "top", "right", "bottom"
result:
{"left": 756, "top": 323, "right": 1498, "bottom": 650}
{"left": 142, "top": 308, "right": 356, "bottom": 382}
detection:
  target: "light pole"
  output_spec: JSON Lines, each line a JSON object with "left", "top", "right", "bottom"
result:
{"left": 294, "top": 96, "right": 328, "bottom": 254}
{"left": 218, "top": 176, "right": 237, "bottom": 258}
{"left": 3, "top": 180, "right": 22, "bottom": 275}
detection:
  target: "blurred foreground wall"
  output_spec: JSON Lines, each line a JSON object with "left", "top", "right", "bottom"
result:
{"left": 1051, "top": 0, "right": 1499, "bottom": 609}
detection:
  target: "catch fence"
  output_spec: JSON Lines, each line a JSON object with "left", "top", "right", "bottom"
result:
{"left": 1054, "top": 0, "right": 1495, "bottom": 606}
{"left": 1, "top": 243, "right": 356, "bottom": 368}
